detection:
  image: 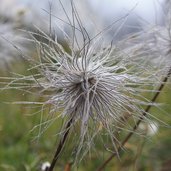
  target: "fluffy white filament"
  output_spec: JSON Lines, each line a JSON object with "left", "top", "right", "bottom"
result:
{"left": 0, "top": 0, "right": 165, "bottom": 162}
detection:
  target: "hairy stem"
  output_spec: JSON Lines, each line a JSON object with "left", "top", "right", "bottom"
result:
{"left": 48, "top": 117, "right": 73, "bottom": 171}
{"left": 97, "top": 67, "right": 171, "bottom": 171}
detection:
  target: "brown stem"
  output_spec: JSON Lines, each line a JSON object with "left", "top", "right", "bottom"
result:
{"left": 97, "top": 68, "right": 171, "bottom": 171}
{"left": 64, "top": 162, "right": 72, "bottom": 171}
{"left": 48, "top": 117, "right": 73, "bottom": 171}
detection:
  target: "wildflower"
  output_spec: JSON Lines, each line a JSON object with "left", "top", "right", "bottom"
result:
{"left": 1, "top": 0, "right": 164, "bottom": 165}
{"left": 11, "top": 27, "right": 161, "bottom": 163}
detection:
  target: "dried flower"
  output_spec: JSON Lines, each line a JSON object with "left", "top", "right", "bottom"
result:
{"left": 1, "top": 0, "right": 164, "bottom": 164}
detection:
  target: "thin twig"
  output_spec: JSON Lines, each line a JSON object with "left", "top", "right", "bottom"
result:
{"left": 48, "top": 117, "right": 73, "bottom": 171}
{"left": 97, "top": 67, "right": 171, "bottom": 171}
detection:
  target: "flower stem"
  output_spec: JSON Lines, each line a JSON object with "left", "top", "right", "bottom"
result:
{"left": 97, "top": 67, "right": 171, "bottom": 171}
{"left": 48, "top": 117, "right": 73, "bottom": 171}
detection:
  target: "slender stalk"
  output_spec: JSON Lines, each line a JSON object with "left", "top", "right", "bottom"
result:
{"left": 64, "top": 162, "right": 72, "bottom": 171}
{"left": 97, "top": 67, "right": 171, "bottom": 171}
{"left": 48, "top": 117, "right": 73, "bottom": 171}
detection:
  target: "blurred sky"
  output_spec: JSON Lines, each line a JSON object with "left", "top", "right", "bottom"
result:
{"left": 0, "top": 0, "right": 167, "bottom": 66}
{"left": 1, "top": 0, "right": 165, "bottom": 23}
{"left": 89, "top": 0, "right": 164, "bottom": 23}
{"left": 0, "top": 0, "right": 166, "bottom": 41}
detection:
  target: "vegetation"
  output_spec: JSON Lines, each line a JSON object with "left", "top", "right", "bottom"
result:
{"left": 0, "top": 1, "right": 171, "bottom": 171}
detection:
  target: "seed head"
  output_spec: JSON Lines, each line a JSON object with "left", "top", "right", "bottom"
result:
{"left": 1, "top": 0, "right": 164, "bottom": 163}
{"left": 21, "top": 26, "right": 161, "bottom": 161}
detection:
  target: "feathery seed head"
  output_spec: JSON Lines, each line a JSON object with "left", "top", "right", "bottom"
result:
{"left": 1, "top": 0, "right": 164, "bottom": 162}
{"left": 25, "top": 25, "right": 160, "bottom": 161}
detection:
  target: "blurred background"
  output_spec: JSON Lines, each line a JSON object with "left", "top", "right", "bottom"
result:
{"left": 0, "top": 0, "right": 171, "bottom": 171}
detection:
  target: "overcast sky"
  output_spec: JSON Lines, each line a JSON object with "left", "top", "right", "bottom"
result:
{"left": 1, "top": 0, "right": 165, "bottom": 24}
{"left": 0, "top": 0, "right": 166, "bottom": 40}
{"left": 89, "top": 0, "right": 164, "bottom": 23}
